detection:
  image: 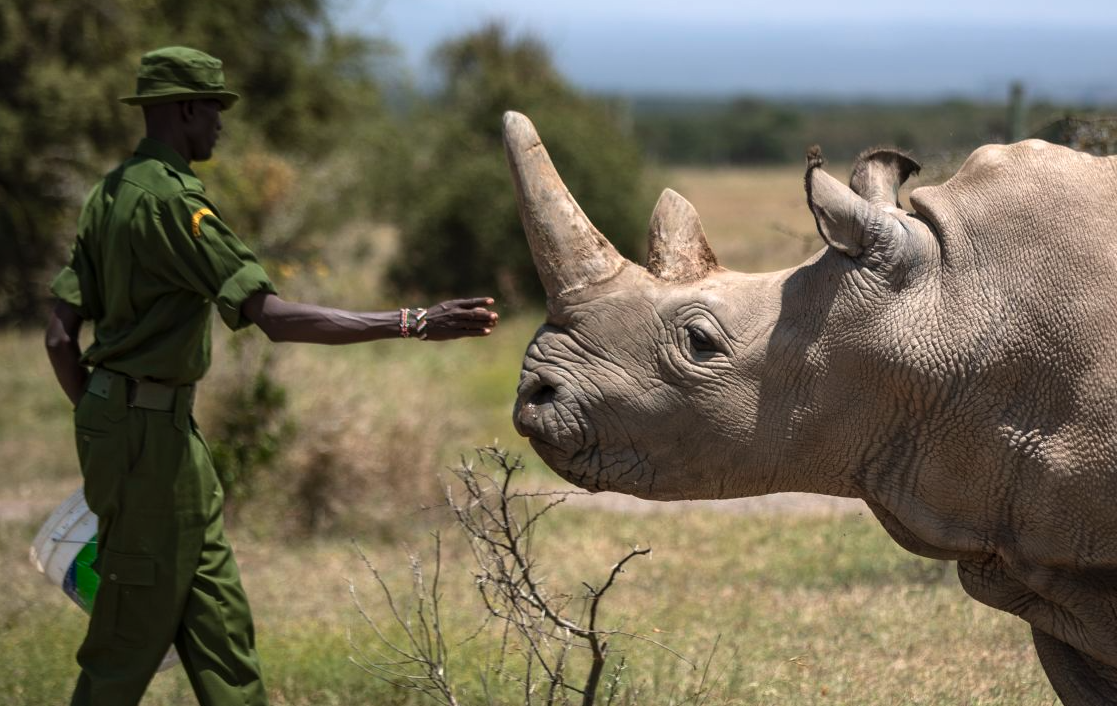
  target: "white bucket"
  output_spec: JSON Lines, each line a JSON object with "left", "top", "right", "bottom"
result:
{"left": 30, "top": 487, "right": 180, "bottom": 672}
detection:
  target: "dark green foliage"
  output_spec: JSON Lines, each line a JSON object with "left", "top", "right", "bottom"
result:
{"left": 0, "top": 1, "right": 137, "bottom": 324}
{"left": 631, "top": 96, "right": 1107, "bottom": 165}
{"left": 388, "top": 24, "right": 650, "bottom": 307}
{"left": 0, "top": 0, "right": 391, "bottom": 324}
{"left": 634, "top": 98, "right": 803, "bottom": 164}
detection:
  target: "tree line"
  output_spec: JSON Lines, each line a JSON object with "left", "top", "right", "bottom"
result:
{"left": 630, "top": 95, "right": 1115, "bottom": 166}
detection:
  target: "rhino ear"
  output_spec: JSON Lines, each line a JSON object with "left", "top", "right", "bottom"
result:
{"left": 646, "top": 189, "right": 719, "bottom": 282}
{"left": 849, "top": 147, "right": 921, "bottom": 207}
{"left": 805, "top": 146, "right": 920, "bottom": 257}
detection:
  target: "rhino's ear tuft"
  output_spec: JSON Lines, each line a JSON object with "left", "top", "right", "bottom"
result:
{"left": 646, "top": 189, "right": 719, "bottom": 282}
{"left": 806, "top": 144, "right": 826, "bottom": 170}
{"left": 806, "top": 146, "right": 935, "bottom": 268}
{"left": 849, "top": 147, "right": 921, "bottom": 208}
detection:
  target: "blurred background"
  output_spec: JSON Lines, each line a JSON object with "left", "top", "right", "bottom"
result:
{"left": 3, "top": 0, "right": 1115, "bottom": 324}
{"left": 1, "top": 1, "right": 1112, "bottom": 703}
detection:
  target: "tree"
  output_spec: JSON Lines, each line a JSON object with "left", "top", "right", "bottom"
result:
{"left": 0, "top": 1, "right": 135, "bottom": 323}
{"left": 0, "top": 0, "right": 392, "bottom": 323}
{"left": 388, "top": 24, "right": 650, "bottom": 308}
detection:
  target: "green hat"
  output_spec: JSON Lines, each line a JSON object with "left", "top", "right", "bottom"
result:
{"left": 119, "top": 46, "right": 239, "bottom": 109}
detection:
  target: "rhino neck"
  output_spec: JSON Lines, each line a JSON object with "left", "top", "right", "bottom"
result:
{"left": 708, "top": 256, "right": 896, "bottom": 501}
{"left": 738, "top": 248, "right": 985, "bottom": 515}
{"left": 753, "top": 254, "right": 991, "bottom": 548}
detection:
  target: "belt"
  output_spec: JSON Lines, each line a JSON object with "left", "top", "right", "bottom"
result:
{"left": 86, "top": 367, "right": 195, "bottom": 412}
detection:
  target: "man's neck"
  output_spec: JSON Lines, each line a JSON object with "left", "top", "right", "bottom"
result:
{"left": 144, "top": 127, "right": 191, "bottom": 164}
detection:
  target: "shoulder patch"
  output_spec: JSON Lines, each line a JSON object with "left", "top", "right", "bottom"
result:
{"left": 191, "top": 208, "right": 215, "bottom": 237}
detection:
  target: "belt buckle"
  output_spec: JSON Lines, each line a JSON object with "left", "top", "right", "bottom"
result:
{"left": 124, "top": 377, "right": 139, "bottom": 407}
{"left": 86, "top": 368, "right": 113, "bottom": 400}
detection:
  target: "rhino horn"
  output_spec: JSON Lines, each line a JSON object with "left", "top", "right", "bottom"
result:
{"left": 503, "top": 111, "right": 627, "bottom": 299}
{"left": 804, "top": 146, "right": 920, "bottom": 257}
{"left": 646, "top": 188, "right": 719, "bottom": 282}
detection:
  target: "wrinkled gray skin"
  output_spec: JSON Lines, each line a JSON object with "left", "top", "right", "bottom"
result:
{"left": 504, "top": 110, "right": 1117, "bottom": 704}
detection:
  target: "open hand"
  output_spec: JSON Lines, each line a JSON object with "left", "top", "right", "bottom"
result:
{"left": 422, "top": 297, "right": 499, "bottom": 340}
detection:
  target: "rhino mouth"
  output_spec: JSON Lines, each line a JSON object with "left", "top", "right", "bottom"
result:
{"left": 514, "top": 376, "right": 587, "bottom": 451}
{"left": 532, "top": 439, "right": 610, "bottom": 490}
{"left": 514, "top": 373, "right": 656, "bottom": 494}
{"left": 513, "top": 372, "right": 608, "bottom": 488}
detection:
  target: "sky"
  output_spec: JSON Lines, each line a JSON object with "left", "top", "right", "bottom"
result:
{"left": 335, "top": 0, "right": 1117, "bottom": 103}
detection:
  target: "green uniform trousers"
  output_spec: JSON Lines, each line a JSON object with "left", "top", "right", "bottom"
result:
{"left": 69, "top": 374, "right": 268, "bottom": 706}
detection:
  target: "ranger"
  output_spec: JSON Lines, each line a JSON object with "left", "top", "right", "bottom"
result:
{"left": 44, "top": 46, "right": 499, "bottom": 706}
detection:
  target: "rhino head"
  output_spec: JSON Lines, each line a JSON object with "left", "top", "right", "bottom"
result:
{"left": 506, "top": 110, "right": 1117, "bottom": 704}
{"left": 508, "top": 111, "right": 937, "bottom": 502}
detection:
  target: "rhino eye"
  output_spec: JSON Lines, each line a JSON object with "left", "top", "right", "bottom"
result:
{"left": 687, "top": 324, "right": 719, "bottom": 353}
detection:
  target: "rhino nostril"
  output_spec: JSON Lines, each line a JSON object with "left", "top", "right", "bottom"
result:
{"left": 530, "top": 385, "right": 556, "bottom": 406}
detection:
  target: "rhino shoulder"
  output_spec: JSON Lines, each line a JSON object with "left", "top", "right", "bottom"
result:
{"left": 910, "top": 140, "right": 1117, "bottom": 244}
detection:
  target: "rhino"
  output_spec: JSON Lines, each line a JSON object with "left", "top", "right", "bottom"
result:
{"left": 503, "top": 110, "right": 1117, "bottom": 704}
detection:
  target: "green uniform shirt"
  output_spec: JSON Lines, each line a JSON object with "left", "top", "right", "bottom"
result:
{"left": 51, "top": 137, "right": 276, "bottom": 386}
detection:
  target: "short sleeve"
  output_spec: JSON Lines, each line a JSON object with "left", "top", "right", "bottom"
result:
{"left": 50, "top": 265, "right": 83, "bottom": 310}
{"left": 214, "top": 261, "right": 275, "bottom": 330}
{"left": 49, "top": 240, "right": 96, "bottom": 320}
{"left": 152, "top": 192, "right": 277, "bottom": 330}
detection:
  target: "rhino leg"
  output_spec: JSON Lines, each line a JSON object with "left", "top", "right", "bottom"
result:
{"left": 958, "top": 556, "right": 1117, "bottom": 703}
{"left": 1032, "top": 627, "right": 1117, "bottom": 706}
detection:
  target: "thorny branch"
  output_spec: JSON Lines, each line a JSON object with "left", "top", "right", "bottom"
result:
{"left": 349, "top": 445, "right": 696, "bottom": 705}
{"left": 349, "top": 533, "right": 460, "bottom": 706}
{"left": 449, "top": 447, "right": 670, "bottom": 705}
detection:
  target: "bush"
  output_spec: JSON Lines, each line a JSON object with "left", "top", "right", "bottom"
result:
{"left": 1050, "top": 115, "right": 1117, "bottom": 155}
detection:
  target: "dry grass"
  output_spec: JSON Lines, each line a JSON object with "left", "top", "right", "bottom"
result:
{"left": 1, "top": 501, "right": 1059, "bottom": 705}
{"left": 0, "top": 329, "right": 84, "bottom": 520}
{"left": 660, "top": 166, "right": 822, "bottom": 273}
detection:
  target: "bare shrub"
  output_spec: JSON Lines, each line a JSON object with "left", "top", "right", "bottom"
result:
{"left": 349, "top": 447, "right": 710, "bottom": 706}
{"left": 199, "top": 309, "right": 502, "bottom": 539}
{"left": 284, "top": 405, "right": 452, "bottom": 538}
{"left": 1031, "top": 114, "right": 1117, "bottom": 156}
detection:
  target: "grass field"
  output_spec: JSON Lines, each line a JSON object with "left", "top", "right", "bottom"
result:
{"left": 0, "top": 165, "right": 1059, "bottom": 705}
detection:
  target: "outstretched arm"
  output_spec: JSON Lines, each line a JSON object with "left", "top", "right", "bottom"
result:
{"left": 45, "top": 300, "right": 88, "bottom": 407}
{"left": 241, "top": 292, "right": 498, "bottom": 345}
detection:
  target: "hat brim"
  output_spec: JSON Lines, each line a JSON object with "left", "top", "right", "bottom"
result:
{"left": 120, "top": 90, "right": 239, "bottom": 110}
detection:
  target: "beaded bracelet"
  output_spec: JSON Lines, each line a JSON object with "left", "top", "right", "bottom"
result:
{"left": 399, "top": 307, "right": 429, "bottom": 339}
